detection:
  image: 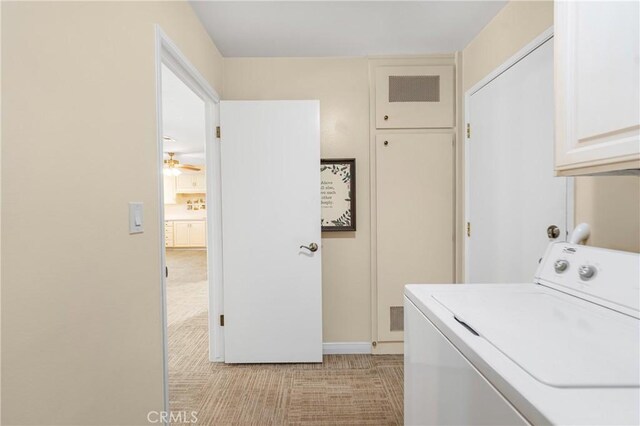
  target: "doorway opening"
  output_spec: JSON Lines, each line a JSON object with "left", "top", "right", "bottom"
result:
{"left": 155, "top": 27, "right": 224, "bottom": 414}
{"left": 161, "top": 61, "right": 209, "bottom": 410}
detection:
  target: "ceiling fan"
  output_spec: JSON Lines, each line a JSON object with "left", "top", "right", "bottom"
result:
{"left": 163, "top": 152, "right": 201, "bottom": 176}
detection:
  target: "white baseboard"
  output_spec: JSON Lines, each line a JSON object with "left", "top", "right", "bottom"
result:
{"left": 323, "top": 342, "right": 372, "bottom": 355}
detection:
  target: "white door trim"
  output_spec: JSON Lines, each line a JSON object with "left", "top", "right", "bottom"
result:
{"left": 463, "top": 26, "right": 574, "bottom": 282}
{"left": 154, "top": 26, "right": 224, "bottom": 415}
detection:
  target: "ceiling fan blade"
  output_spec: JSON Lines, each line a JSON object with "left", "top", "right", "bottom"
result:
{"left": 178, "top": 165, "right": 201, "bottom": 171}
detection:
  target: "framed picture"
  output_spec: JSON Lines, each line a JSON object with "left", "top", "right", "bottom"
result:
{"left": 321, "top": 158, "right": 356, "bottom": 231}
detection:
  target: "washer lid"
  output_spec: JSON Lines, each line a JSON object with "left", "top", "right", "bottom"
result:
{"left": 433, "top": 290, "right": 640, "bottom": 388}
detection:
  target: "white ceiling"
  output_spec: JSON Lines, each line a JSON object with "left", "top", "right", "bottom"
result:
{"left": 161, "top": 64, "right": 206, "bottom": 165}
{"left": 190, "top": 1, "right": 507, "bottom": 57}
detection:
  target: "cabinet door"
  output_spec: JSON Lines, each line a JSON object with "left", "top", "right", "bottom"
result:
{"left": 163, "top": 175, "right": 177, "bottom": 204}
{"left": 193, "top": 174, "right": 206, "bottom": 192}
{"left": 376, "top": 133, "right": 454, "bottom": 342}
{"left": 189, "top": 221, "right": 206, "bottom": 247}
{"left": 174, "top": 222, "right": 190, "bottom": 247}
{"left": 175, "top": 174, "right": 194, "bottom": 193}
{"left": 555, "top": 1, "right": 640, "bottom": 174}
{"left": 375, "top": 65, "right": 454, "bottom": 129}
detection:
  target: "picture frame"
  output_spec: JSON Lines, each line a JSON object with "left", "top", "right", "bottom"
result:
{"left": 320, "top": 158, "right": 356, "bottom": 232}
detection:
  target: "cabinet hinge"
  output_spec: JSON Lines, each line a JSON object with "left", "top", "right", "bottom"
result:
{"left": 216, "top": 126, "right": 221, "bottom": 139}
{"left": 219, "top": 314, "right": 224, "bottom": 326}
{"left": 466, "top": 123, "right": 471, "bottom": 139}
{"left": 467, "top": 222, "right": 471, "bottom": 238}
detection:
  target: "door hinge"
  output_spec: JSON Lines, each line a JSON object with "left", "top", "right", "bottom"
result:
{"left": 466, "top": 123, "right": 471, "bottom": 139}
{"left": 165, "top": 266, "right": 168, "bottom": 278}
{"left": 466, "top": 222, "right": 471, "bottom": 237}
{"left": 219, "top": 314, "right": 224, "bottom": 326}
{"left": 216, "top": 126, "right": 221, "bottom": 138}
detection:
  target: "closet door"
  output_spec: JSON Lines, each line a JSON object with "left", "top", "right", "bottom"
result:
{"left": 376, "top": 133, "right": 454, "bottom": 342}
{"left": 467, "top": 37, "right": 569, "bottom": 284}
{"left": 375, "top": 65, "right": 454, "bottom": 129}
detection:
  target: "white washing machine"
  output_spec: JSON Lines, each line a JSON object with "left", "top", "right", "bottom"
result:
{"left": 404, "top": 242, "right": 640, "bottom": 425}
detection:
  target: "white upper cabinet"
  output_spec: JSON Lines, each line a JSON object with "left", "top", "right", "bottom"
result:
{"left": 176, "top": 172, "right": 206, "bottom": 193}
{"left": 555, "top": 1, "right": 640, "bottom": 175}
{"left": 375, "top": 65, "right": 454, "bottom": 129}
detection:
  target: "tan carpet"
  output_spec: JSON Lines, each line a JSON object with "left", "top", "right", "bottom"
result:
{"left": 167, "top": 279, "right": 208, "bottom": 327}
{"left": 166, "top": 250, "right": 404, "bottom": 425}
{"left": 166, "top": 248, "right": 208, "bottom": 286}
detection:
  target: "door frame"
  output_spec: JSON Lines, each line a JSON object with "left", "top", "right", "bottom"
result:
{"left": 463, "top": 26, "right": 574, "bottom": 282}
{"left": 154, "top": 26, "right": 225, "bottom": 414}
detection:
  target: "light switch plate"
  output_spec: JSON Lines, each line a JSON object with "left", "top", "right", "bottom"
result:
{"left": 129, "top": 202, "right": 144, "bottom": 234}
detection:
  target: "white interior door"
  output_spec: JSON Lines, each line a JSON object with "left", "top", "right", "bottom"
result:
{"left": 220, "top": 100, "right": 322, "bottom": 363}
{"left": 467, "top": 37, "right": 571, "bottom": 283}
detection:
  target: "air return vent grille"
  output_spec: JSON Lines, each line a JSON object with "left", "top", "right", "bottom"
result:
{"left": 390, "top": 306, "right": 404, "bottom": 331}
{"left": 388, "top": 75, "right": 440, "bottom": 103}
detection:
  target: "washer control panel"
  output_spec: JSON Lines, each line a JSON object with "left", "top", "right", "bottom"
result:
{"left": 536, "top": 242, "right": 639, "bottom": 316}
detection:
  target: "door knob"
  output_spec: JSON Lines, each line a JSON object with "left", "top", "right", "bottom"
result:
{"left": 547, "top": 225, "right": 560, "bottom": 239}
{"left": 578, "top": 264, "right": 597, "bottom": 280}
{"left": 554, "top": 259, "right": 569, "bottom": 273}
{"left": 300, "top": 242, "right": 318, "bottom": 252}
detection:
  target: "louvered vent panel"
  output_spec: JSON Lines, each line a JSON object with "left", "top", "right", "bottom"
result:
{"left": 388, "top": 75, "right": 440, "bottom": 103}
{"left": 390, "top": 306, "right": 404, "bottom": 331}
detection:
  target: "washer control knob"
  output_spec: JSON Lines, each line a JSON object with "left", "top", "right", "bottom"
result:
{"left": 554, "top": 259, "right": 569, "bottom": 273}
{"left": 578, "top": 265, "right": 597, "bottom": 280}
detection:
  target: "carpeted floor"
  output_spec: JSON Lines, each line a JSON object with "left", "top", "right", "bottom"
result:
{"left": 166, "top": 249, "right": 208, "bottom": 287}
{"left": 166, "top": 249, "right": 404, "bottom": 425}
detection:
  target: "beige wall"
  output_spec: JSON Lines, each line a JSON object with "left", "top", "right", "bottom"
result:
{"left": 1, "top": 2, "right": 223, "bottom": 424}
{"left": 574, "top": 176, "right": 640, "bottom": 252}
{"left": 462, "top": 1, "right": 554, "bottom": 92}
{"left": 461, "top": 0, "right": 640, "bottom": 254}
{"left": 224, "top": 58, "right": 372, "bottom": 342}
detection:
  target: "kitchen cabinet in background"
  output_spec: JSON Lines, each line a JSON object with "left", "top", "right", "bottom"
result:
{"left": 176, "top": 173, "right": 206, "bottom": 193}
{"left": 187, "top": 221, "right": 206, "bottom": 246}
{"left": 172, "top": 220, "right": 206, "bottom": 248}
{"left": 174, "top": 222, "right": 190, "bottom": 247}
